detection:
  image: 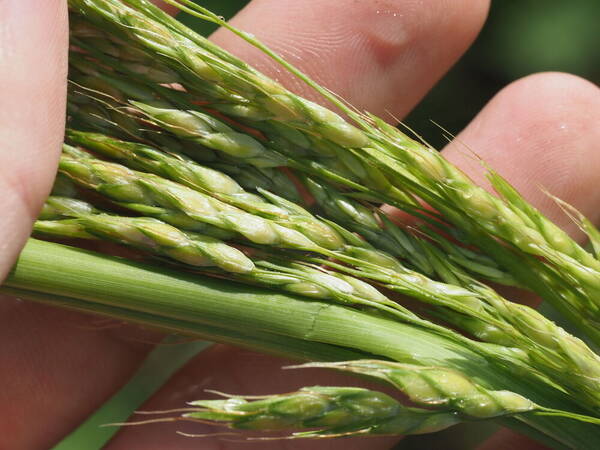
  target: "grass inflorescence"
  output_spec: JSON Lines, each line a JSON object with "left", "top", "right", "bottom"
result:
{"left": 8, "top": 0, "right": 600, "bottom": 447}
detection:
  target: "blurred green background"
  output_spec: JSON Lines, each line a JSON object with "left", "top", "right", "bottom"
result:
{"left": 57, "top": 1, "right": 599, "bottom": 448}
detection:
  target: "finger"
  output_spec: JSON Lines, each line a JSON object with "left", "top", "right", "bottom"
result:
{"left": 441, "top": 72, "right": 600, "bottom": 310}
{"left": 477, "top": 428, "right": 549, "bottom": 450}
{"left": 0, "top": 0, "right": 68, "bottom": 280}
{"left": 0, "top": 297, "right": 159, "bottom": 448}
{"left": 151, "top": 0, "right": 179, "bottom": 15}
{"left": 107, "top": 345, "right": 401, "bottom": 450}
{"left": 0, "top": 2, "right": 168, "bottom": 448}
{"left": 442, "top": 72, "right": 600, "bottom": 240}
{"left": 423, "top": 72, "right": 596, "bottom": 450}
{"left": 211, "top": 0, "right": 490, "bottom": 118}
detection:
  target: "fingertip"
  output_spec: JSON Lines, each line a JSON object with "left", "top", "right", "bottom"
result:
{"left": 443, "top": 71, "right": 600, "bottom": 238}
{"left": 414, "top": 0, "right": 490, "bottom": 63}
{"left": 0, "top": 0, "right": 68, "bottom": 280}
{"left": 488, "top": 71, "right": 600, "bottom": 130}
{"left": 210, "top": 0, "right": 490, "bottom": 118}
{"left": 0, "top": 0, "right": 69, "bottom": 203}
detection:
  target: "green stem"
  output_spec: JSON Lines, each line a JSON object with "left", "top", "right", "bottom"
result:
{"left": 3, "top": 239, "right": 599, "bottom": 448}
{"left": 0, "top": 284, "right": 364, "bottom": 363}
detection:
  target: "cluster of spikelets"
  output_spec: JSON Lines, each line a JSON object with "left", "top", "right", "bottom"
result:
{"left": 31, "top": 0, "right": 600, "bottom": 446}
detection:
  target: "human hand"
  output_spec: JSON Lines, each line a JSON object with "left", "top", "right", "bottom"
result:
{"left": 1, "top": 1, "right": 599, "bottom": 449}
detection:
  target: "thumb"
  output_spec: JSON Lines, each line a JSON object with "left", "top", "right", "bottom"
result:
{"left": 0, "top": 0, "right": 68, "bottom": 280}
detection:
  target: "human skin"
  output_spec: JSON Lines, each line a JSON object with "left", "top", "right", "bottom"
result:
{"left": 0, "top": 1, "right": 598, "bottom": 449}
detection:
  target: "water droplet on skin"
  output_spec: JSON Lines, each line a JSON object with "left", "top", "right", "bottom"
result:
{"left": 375, "top": 9, "right": 401, "bottom": 17}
